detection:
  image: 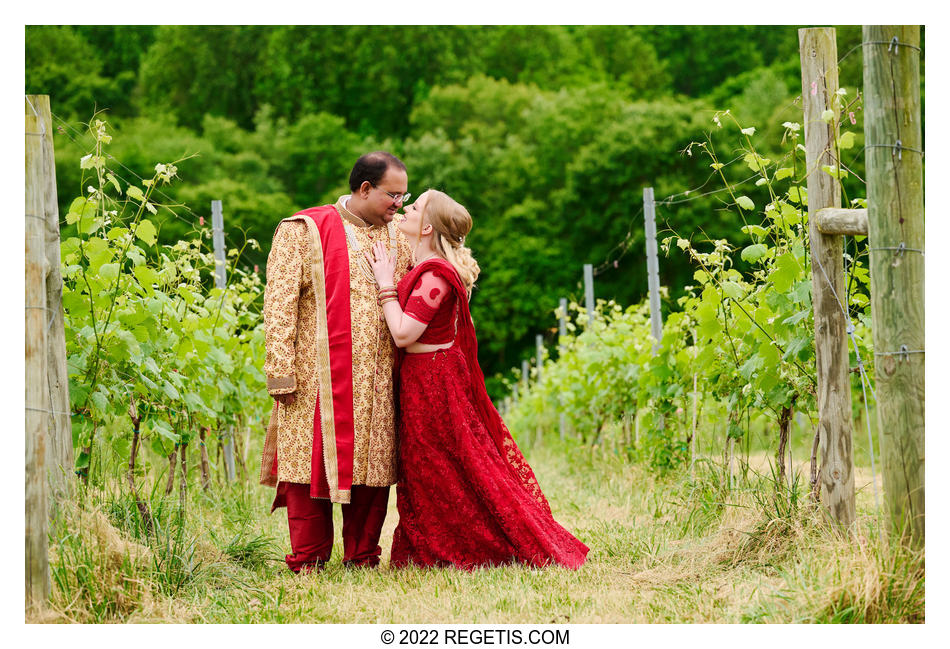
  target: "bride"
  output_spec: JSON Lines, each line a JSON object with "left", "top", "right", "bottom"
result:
{"left": 366, "top": 189, "right": 588, "bottom": 570}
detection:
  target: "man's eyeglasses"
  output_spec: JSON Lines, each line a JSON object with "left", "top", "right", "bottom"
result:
{"left": 370, "top": 182, "right": 411, "bottom": 204}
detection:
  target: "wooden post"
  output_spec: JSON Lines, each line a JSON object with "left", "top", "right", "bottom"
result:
{"left": 816, "top": 207, "right": 868, "bottom": 236}
{"left": 691, "top": 331, "right": 699, "bottom": 476}
{"left": 25, "top": 96, "right": 50, "bottom": 610}
{"left": 557, "top": 298, "right": 567, "bottom": 441}
{"left": 558, "top": 298, "right": 568, "bottom": 340}
{"left": 863, "top": 25, "right": 924, "bottom": 545}
{"left": 583, "top": 264, "right": 594, "bottom": 326}
{"left": 535, "top": 335, "right": 543, "bottom": 381}
{"left": 31, "top": 96, "right": 73, "bottom": 501}
{"left": 521, "top": 359, "right": 529, "bottom": 390}
{"left": 799, "top": 27, "right": 856, "bottom": 528}
{"left": 535, "top": 335, "right": 544, "bottom": 446}
{"left": 211, "top": 200, "right": 237, "bottom": 482}
{"left": 644, "top": 187, "right": 663, "bottom": 352}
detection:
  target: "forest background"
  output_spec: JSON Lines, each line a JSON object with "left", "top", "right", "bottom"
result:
{"left": 26, "top": 24, "right": 910, "bottom": 394}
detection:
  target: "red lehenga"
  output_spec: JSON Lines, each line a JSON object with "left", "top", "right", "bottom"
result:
{"left": 389, "top": 259, "right": 589, "bottom": 570}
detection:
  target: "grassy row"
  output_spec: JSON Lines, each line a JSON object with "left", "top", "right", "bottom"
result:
{"left": 34, "top": 428, "right": 922, "bottom": 623}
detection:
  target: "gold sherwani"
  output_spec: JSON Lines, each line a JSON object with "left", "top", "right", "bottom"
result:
{"left": 261, "top": 198, "right": 412, "bottom": 493}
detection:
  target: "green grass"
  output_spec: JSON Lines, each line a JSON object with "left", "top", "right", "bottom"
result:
{"left": 35, "top": 433, "right": 923, "bottom": 623}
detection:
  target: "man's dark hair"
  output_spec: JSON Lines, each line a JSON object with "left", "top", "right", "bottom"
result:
{"left": 348, "top": 152, "right": 407, "bottom": 192}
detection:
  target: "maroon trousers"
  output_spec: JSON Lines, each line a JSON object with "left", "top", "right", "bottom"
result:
{"left": 280, "top": 482, "right": 390, "bottom": 573}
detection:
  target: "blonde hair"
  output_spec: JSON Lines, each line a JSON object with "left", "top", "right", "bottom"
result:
{"left": 420, "top": 189, "right": 481, "bottom": 297}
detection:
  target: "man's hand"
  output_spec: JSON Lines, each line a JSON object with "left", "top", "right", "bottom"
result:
{"left": 275, "top": 392, "right": 297, "bottom": 406}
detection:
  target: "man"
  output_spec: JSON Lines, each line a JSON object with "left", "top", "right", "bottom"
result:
{"left": 260, "top": 152, "right": 413, "bottom": 572}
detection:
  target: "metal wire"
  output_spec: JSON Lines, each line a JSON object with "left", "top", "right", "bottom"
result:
{"left": 871, "top": 244, "right": 924, "bottom": 256}
{"left": 25, "top": 406, "right": 73, "bottom": 417}
{"left": 874, "top": 347, "right": 924, "bottom": 358}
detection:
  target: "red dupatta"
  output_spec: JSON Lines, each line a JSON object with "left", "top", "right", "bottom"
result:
{"left": 397, "top": 259, "right": 552, "bottom": 515}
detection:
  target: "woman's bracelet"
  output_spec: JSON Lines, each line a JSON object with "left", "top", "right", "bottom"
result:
{"left": 379, "top": 296, "right": 398, "bottom": 306}
{"left": 377, "top": 284, "right": 396, "bottom": 293}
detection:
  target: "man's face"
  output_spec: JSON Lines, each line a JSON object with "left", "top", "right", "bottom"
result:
{"left": 363, "top": 167, "right": 408, "bottom": 225}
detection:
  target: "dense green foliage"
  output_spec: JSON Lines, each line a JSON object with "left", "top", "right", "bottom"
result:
{"left": 28, "top": 24, "right": 886, "bottom": 383}
{"left": 506, "top": 112, "right": 874, "bottom": 474}
{"left": 60, "top": 120, "right": 268, "bottom": 485}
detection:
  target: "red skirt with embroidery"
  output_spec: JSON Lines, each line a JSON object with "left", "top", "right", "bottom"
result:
{"left": 390, "top": 346, "right": 589, "bottom": 570}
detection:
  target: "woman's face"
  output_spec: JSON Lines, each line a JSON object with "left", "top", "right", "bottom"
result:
{"left": 397, "top": 191, "right": 430, "bottom": 239}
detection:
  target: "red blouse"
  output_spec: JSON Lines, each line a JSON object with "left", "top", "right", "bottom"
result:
{"left": 400, "top": 268, "right": 458, "bottom": 344}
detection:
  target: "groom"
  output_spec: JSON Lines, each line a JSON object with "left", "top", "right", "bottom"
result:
{"left": 260, "top": 152, "right": 412, "bottom": 572}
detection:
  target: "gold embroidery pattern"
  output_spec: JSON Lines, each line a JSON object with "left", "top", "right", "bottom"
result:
{"left": 345, "top": 220, "right": 412, "bottom": 486}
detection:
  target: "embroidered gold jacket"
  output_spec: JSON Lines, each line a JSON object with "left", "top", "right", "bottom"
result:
{"left": 260, "top": 201, "right": 411, "bottom": 500}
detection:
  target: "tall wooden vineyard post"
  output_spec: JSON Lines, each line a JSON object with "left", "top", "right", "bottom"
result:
{"left": 799, "top": 28, "right": 856, "bottom": 528}
{"left": 557, "top": 297, "right": 567, "bottom": 441}
{"left": 211, "top": 200, "right": 237, "bottom": 482}
{"left": 863, "top": 25, "right": 925, "bottom": 545}
{"left": 25, "top": 96, "right": 50, "bottom": 610}
{"left": 583, "top": 264, "right": 594, "bottom": 326}
{"left": 35, "top": 96, "right": 74, "bottom": 500}
{"left": 643, "top": 187, "right": 663, "bottom": 353}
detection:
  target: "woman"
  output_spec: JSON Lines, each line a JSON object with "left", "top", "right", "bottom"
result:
{"left": 366, "top": 189, "right": 588, "bottom": 570}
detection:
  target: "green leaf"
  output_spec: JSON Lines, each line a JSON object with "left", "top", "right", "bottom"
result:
{"left": 770, "top": 253, "right": 802, "bottom": 293}
{"left": 151, "top": 419, "right": 179, "bottom": 444}
{"left": 75, "top": 450, "right": 91, "bottom": 470}
{"left": 787, "top": 186, "right": 807, "bottom": 205}
{"left": 736, "top": 196, "right": 755, "bottom": 211}
{"left": 775, "top": 167, "right": 795, "bottom": 180}
{"left": 126, "top": 247, "right": 146, "bottom": 267}
{"left": 740, "top": 126, "right": 756, "bottom": 136}
{"left": 778, "top": 201, "right": 804, "bottom": 226}
{"left": 727, "top": 422, "right": 745, "bottom": 440}
{"left": 134, "top": 219, "right": 157, "bottom": 246}
{"left": 126, "top": 185, "right": 145, "bottom": 202}
{"left": 162, "top": 380, "right": 181, "bottom": 401}
{"left": 782, "top": 309, "right": 811, "bottom": 326}
{"left": 740, "top": 244, "right": 769, "bottom": 263}
{"left": 839, "top": 131, "right": 856, "bottom": 150}
{"left": 822, "top": 164, "right": 849, "bottom": 179}
{"left": 78, "top": 212, "right": 103, "bottom": 236}
{"left": 105, "top": 173, "right": 122, "bottom": 194}
{"left": 741, "top": 224, "right": 769, "bottom": 238}
{"left": 758, "top": 340, "right": 781, "bottom": 368}
{"left": 783, "top": 333, "right": 812, "bottom": 361}
{"left": 90, "top": 389, "right": 109, "bottom": 414}
{"left": 145, "top": 297, "right": 164, "bottom": 316}
{"left": 99, "top": 263, "right": 120, "bottom": 280}
{"left": 133, "top": 266, "right": 159, "bottom": 290}
{"left": 743, "top": 152, "right": 770, "bottom": 172}
{"left": 184, "top": 392, "right": 207, "bottom": 413}
{"left": 721, "top": 281, "right": 744, "bottom": 300}
{"left": 821, "top": 109, "right": 835, "bottom": 123}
